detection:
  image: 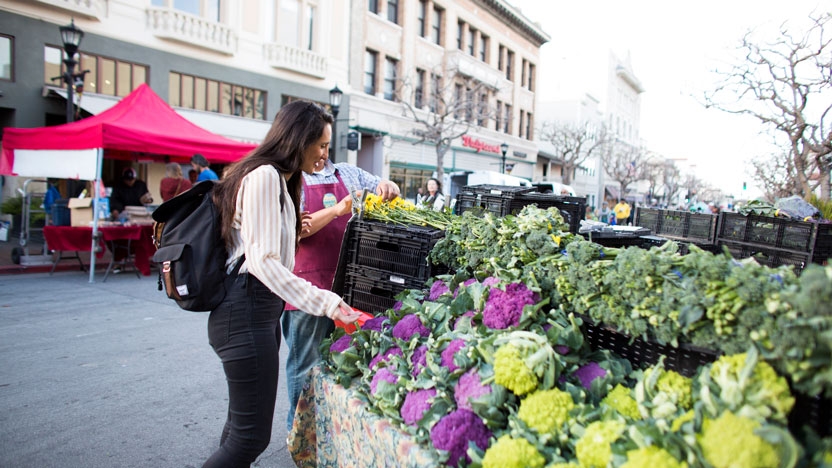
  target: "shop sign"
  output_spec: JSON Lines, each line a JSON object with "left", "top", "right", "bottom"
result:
{"left": 461, "top": 135, "right": 500, "bottom": 154}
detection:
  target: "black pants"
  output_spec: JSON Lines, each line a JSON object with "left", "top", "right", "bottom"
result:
{"left": 202, "top": 273, "right": 284, "bottom": 468}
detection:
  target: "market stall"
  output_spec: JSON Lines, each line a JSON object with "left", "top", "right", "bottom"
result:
{"left": 1, "top": 84, "right": 257, "bottom": 281}
{"left": 299, "top": 191, "right": 832, "bottom": 468}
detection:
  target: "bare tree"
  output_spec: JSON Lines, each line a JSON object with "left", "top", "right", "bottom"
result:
{"left": 704, "top": 12, "right": 832, "bottom": 199}
{"left": 603, "top": 140, "right": 649, "bottom": 197}
{"left": 399, "top": 68, "right": 496, "bottom": 183}
{"left": 641, "top": 156, "right": 665, "bottom": 203}
{"left": 661, "top": 160, "right": 683, "bottom": 207}
{"left": 750, "top": 150, "right": 801, "bottom": 201}
{"left": 538, "top": 121, "right": 610, "bottom": 185}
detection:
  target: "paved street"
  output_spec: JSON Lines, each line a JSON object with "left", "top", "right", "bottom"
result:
{"left": 0, "top": 270, "right": 296, "bottom": 468}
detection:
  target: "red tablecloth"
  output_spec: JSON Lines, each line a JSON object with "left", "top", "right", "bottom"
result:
{"left": 43, "top": 224, "right": 156, "bottom": 276}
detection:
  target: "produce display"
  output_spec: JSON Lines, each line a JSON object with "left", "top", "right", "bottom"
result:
{"left": 323, "top": 199, "right": 832, "bottom": 467}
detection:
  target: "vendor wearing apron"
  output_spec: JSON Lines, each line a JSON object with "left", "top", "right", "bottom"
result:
{"left": 281, "top": 158, "right": 400, "bottom": 433}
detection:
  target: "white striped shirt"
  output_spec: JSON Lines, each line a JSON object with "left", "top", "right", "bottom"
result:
{"left": 226, "top": 165, "right": 342, "bottom": 318}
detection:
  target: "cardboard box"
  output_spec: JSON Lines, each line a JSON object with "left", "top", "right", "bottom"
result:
{"left": 67, "top": 198, "right": 110, "bottom": 227}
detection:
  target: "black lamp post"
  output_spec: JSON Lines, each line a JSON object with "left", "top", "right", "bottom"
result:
{"left": 59, "top": 19, "right": 84, "bottom": 123}
{"left": 500, "top": 142, "right": 508, "bottom": 174}
{"left": 329, "top": 84, "right": 343, "bottom": 161}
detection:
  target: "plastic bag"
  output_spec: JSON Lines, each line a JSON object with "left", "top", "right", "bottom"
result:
{"left": 774, "top": 196, "right": 820, "bottom": 220}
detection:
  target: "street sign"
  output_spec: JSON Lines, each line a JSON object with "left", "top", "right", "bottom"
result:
{"left": 347, "top": 131, "right": 361, "bottom": 151}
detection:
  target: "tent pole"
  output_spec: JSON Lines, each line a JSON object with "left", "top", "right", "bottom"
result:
{"left": 88, "top": 149, "right": 103, "bottom": 283}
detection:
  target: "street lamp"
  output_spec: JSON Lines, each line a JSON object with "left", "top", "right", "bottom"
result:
{"left": 59, "top": 19, "right": 84, "bottom": 123}
{"left": 500, "top": 142, "right": 508, "bottom": 174}
{"left": 329, "top": 84, "right": 343, "bottom": 161}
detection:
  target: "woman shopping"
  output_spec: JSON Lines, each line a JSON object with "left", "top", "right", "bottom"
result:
{"left": 201, "top": 101, "right": 361, "bottom": 467}
{"left": 159, "top": 163, "right": 192, "bottom": 202}
{"left": 420, "top": 177, "right": 446, "bottom": 211}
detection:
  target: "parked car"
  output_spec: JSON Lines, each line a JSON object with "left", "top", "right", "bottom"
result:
{"left": 532, "top": 181, "right": 577, "bottom": 196}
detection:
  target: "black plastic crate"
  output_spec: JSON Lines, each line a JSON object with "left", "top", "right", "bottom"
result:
{"left": 342, "top": 265, "right": 427, "bottom": 314}
{"left": 460, "top": 184, "right": 535, "bottom": 196}
{"left": 580, "top": 316, "right": 720, "bottom": 377}
{"left": 509, "top": 193, "right": 586, "bottom": 234}
{"left": 635, "top": 207, "right": 662, "bottom": 233}
{"left": 454, "top": 192, "right": 516, "bottom": 217}
{"left": 718, "top": 212, "right": 817, "bottom": 253}
{"left": 658, "top": 210, "right": 718, "bottom": 244}
{"left": 812, "top": 223, "right": 832, "bottom": 265}
{"left": 580, "top": 227, "right": 651, "bottom": 248}
{"left": 789, "top": 392, "right": 831, "bottom": 437}
{"left": 718, "top": 240, "right": 813, "bottom": 273}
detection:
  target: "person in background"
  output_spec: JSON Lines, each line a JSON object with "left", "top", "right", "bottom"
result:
{"left": 187, "top": 169, "right": 198, "bottom": 185}
{"left": 415, "top": 186, "right": 425, "bottom": 205}
{"left": 585, "top": 205, "right": 598, "bottom": 221}
{"left": 281, "top": 139, "right": 400, "bottom": 433}
{"left": 191, "top": 153, "right": 219, "bottom": 182}
{"left": 420, "top": 177, "right": 445, "bottom": 211}
{"left": 613, "top": 198, "right": 631, "bottom": 226}
{"left": 202, "top": 100, "right": 360, "bottom": 467}
{"left": 159, "top": 163, "right": 192, "bottom": 202}
{"left": 110, "top": 167, "right": 152, "bottom": 220}
{"left": 598, "top": 201, "right": 612, "bottom": 224}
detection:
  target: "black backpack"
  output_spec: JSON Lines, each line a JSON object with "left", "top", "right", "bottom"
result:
{"left": 151, "top": 180, "right": 234, "bottom": 312}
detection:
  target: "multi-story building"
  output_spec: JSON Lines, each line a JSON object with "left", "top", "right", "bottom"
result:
{"left": 0, "top": 0, "right": 349, "bottom": 201}
{"left": 345, "top": 0, "right": 548, "bottom": 200}
{"left": 605, "top": 51, "right": 646, "bottom": 203}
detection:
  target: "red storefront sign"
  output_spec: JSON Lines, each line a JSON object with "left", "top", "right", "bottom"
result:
{"left": 461, "top": 135, "right": 500, "bottom": 154}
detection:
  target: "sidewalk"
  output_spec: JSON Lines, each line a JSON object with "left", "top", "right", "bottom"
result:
{"left": 0, "top": 236, "right": 117, "bottom": 275}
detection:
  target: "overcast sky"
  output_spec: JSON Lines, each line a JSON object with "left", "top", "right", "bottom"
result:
{"left": 508, "top": 0, "right": 827, "bottom": 198}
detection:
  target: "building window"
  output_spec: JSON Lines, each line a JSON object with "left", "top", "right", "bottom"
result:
{"left": 45, "top": 45, "right": 149, "bottom": 98}
{"left": 521, "top": 59, "right": 527, "bottom": 87}
{"left": 453, "top": 83, "right": 463, "bottom": 118}
{"left": 0, "top": 34, "right": 13, "bottom": 81}
{"left": 417, "top": 0, "right": 427, "bottom": 37}
{"left": 429, "top": 73, "right": 441, "bottom": 112}
{"left": 479, "top": 35, "right": 488, "bottom": 62}
{"left": 505, "top": 50, "right": 514, "bottom": 81}
{"left": 518, "top": 111, "right": 524, "bottom": 138}
{"left": 389, "top": 166, "right": 434, "bottom": 202}
{"left": 477, "top": 92, "right": 488, "bottom": 126}
{"left": 153, "top": 0, "right": 220, "bottom": 21}
{"left": 466, "top": 28, "right": 475, "bottom": 56}
{"left": 414, "top": 68, "right": 425, "bottom": 109}
{"left": 431, "top": 7, "right": 442, "bottom": 45}
{"left": 364, "top": 50, "right": 377, "bottom": 95}
{"left": 495, "top": 100, "right": 502, "bottom": 131}
{"left": 504, "top": 104, "right": 511, "bottom": 133}
{"left": 268, "top": 0, "right": 317, "bottom": 51}
{"left": 527, "top": 63, "right": 535, "bottom": 91}
{"left": 278, "top": 0, "right": 300, "bottom": 48}
{"left": 526, "top": 112, "right": 533, "bottom": 139}
{"left": 383, "top": 57, "right": 397, "bottom": 101}
{"left": 368, "top": 0, "right": 379, "bottom": 14}
{"left": 456, "top": 21, "right": 464, "bottom": 50}
{"left": 306, "top": 4, "right": 315, "bottom": 50}
{"left": 387, "top": 0, "right": 398, "bottom": 24}
{"left": 169, "top": 71, "right": 266, "bottom": 119}
{"left": 498, "top": 45, "right": 504, "bottom": 71}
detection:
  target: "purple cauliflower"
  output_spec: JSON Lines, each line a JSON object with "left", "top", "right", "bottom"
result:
{"left": 441, "top": 339, "right": 467, "bottom": 372}
{"left": 368, "top": 346, "right": 403, "bottom": 369}
{"left": 393, "top": 300, "right": 403, "bottom": 311}
{"left": 454, "top": 369, "right": 492, "bottom": 410}
{"left": 370, "top": 367, "right": 399, "bottom": 395}
{"left": 400, "top": 388, "right": 437, "bottom": 426}
{"left": 453, "top": 311, "right": 477, "bottom": 330}
{"left": 392, "top": 314, "right": 431, "bottom": 340}
{"left": 482, "top": 276, "right": 500, "bottom": 288}
{"left": 329, "top": 334, "right": 353, "bottom": 353}
{"left": 453, "top": 278, "right": 479, "bottom": 297}
{"left": 429, "top": 280, "right": 451, "bottom": 301}
{"left": 411, "top": 344, "right": 428, "bottom": 377}
{"left": 361, "top": 315, "right": 390, "bottom": 332}
{"left": 555, "top": 345, "right": 571, "bottom": 355}
{"left": 482, "top": 282, "right": 539, "bottom": 329}
{"left": 573, "top": 362, "right": 607, "bottom": 389}
{"left": 430, "top": 409, "right": 492, "bottom": 467}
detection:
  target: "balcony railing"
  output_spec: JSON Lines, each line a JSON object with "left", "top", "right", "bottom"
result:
{"left": 34, "top": 0, "right": 105, "bottom": 19}
{"left": 147, "top": 7, "right": 237, "bottom": 55}
{"left": 263, "top": 43, "right": 327, "bottom": 79}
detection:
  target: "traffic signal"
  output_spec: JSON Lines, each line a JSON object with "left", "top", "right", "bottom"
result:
{"left": 742, "top": 182, "right": 747, "bottom": 190}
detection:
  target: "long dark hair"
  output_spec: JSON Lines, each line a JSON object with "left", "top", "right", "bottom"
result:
{"left": 213, "top": 100, "right": 334, "bottom": 247}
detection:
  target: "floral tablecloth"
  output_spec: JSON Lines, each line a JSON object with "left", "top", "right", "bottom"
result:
{"left": 288, "top": 365, "right": 439, "bottom": 467}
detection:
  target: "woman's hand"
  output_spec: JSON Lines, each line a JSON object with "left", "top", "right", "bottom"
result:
{"left": 332, "top": 301, "right": 361, "bottom": 323}
{"left": 301, "top": 211, "right": 312, "bottom": 235}
{"left": 375, "top": 180, "right": 400, "bottom": 201}
{"left": 335, "top": 194, "right": 353, "bottom": 217}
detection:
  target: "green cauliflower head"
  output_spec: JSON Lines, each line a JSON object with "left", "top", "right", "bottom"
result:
{"left": 482, "top": 434, "right": 546, "bottom": 468}
{"left": 621, "top": 445, "right": 687, "bottom": 468}
{"left": 494, "top": 343, "right": 538, "bottom": 396}
{"left": 575, "top": 420, "right": 626, "bottom": 468}
{"left": 518, "top": 387, "right": 575, "bottom": 434}
{"left": 697, "top": 411, "right": 781, "bottom": 468}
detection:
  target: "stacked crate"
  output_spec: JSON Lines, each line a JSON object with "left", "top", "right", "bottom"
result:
{"left": 332, "top": 218, "right": 445, "bottom": 314}
{"left": 716, "top": 212, "right": 832, "bottom": 272}
{"left": 634, "top": 207, "right": 719, "bottom": 254}
{"left": 454, "top": 185, "right": 586, "bottom": 233}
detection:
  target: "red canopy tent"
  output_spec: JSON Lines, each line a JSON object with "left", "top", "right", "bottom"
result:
{"left": 0, "top": 83, "right": 257, "bottom": 177}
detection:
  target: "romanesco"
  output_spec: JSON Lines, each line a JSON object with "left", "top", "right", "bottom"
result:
{"left": 697, "top": 411, "right": 780, "bottom": 468}
{"left": 482, "top": 434, "right": 545, "bottom": 468}
{"left": 621, "top": 446, "right": 686, "bottom": 468}
{"left": 705, "top": 351, "right": 794, "bottom": 424}
{"left": 575, "top": 420, "right": 626, "bottom": 468}
{"left": 494, "top": 343, "right": 538, "bottom": 396}
{"left": 518, "top": 388, "right": 575, "bottom": 434}
{"left": 602, "top": 384, "right": 641, "bottom": 420}
{"left": 637, "top": 365, "right": 693, "bottom": 420}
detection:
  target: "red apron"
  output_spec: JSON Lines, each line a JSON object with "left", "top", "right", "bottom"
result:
{"left": 285, "top": 172, "right": 350, "bottom": 310}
